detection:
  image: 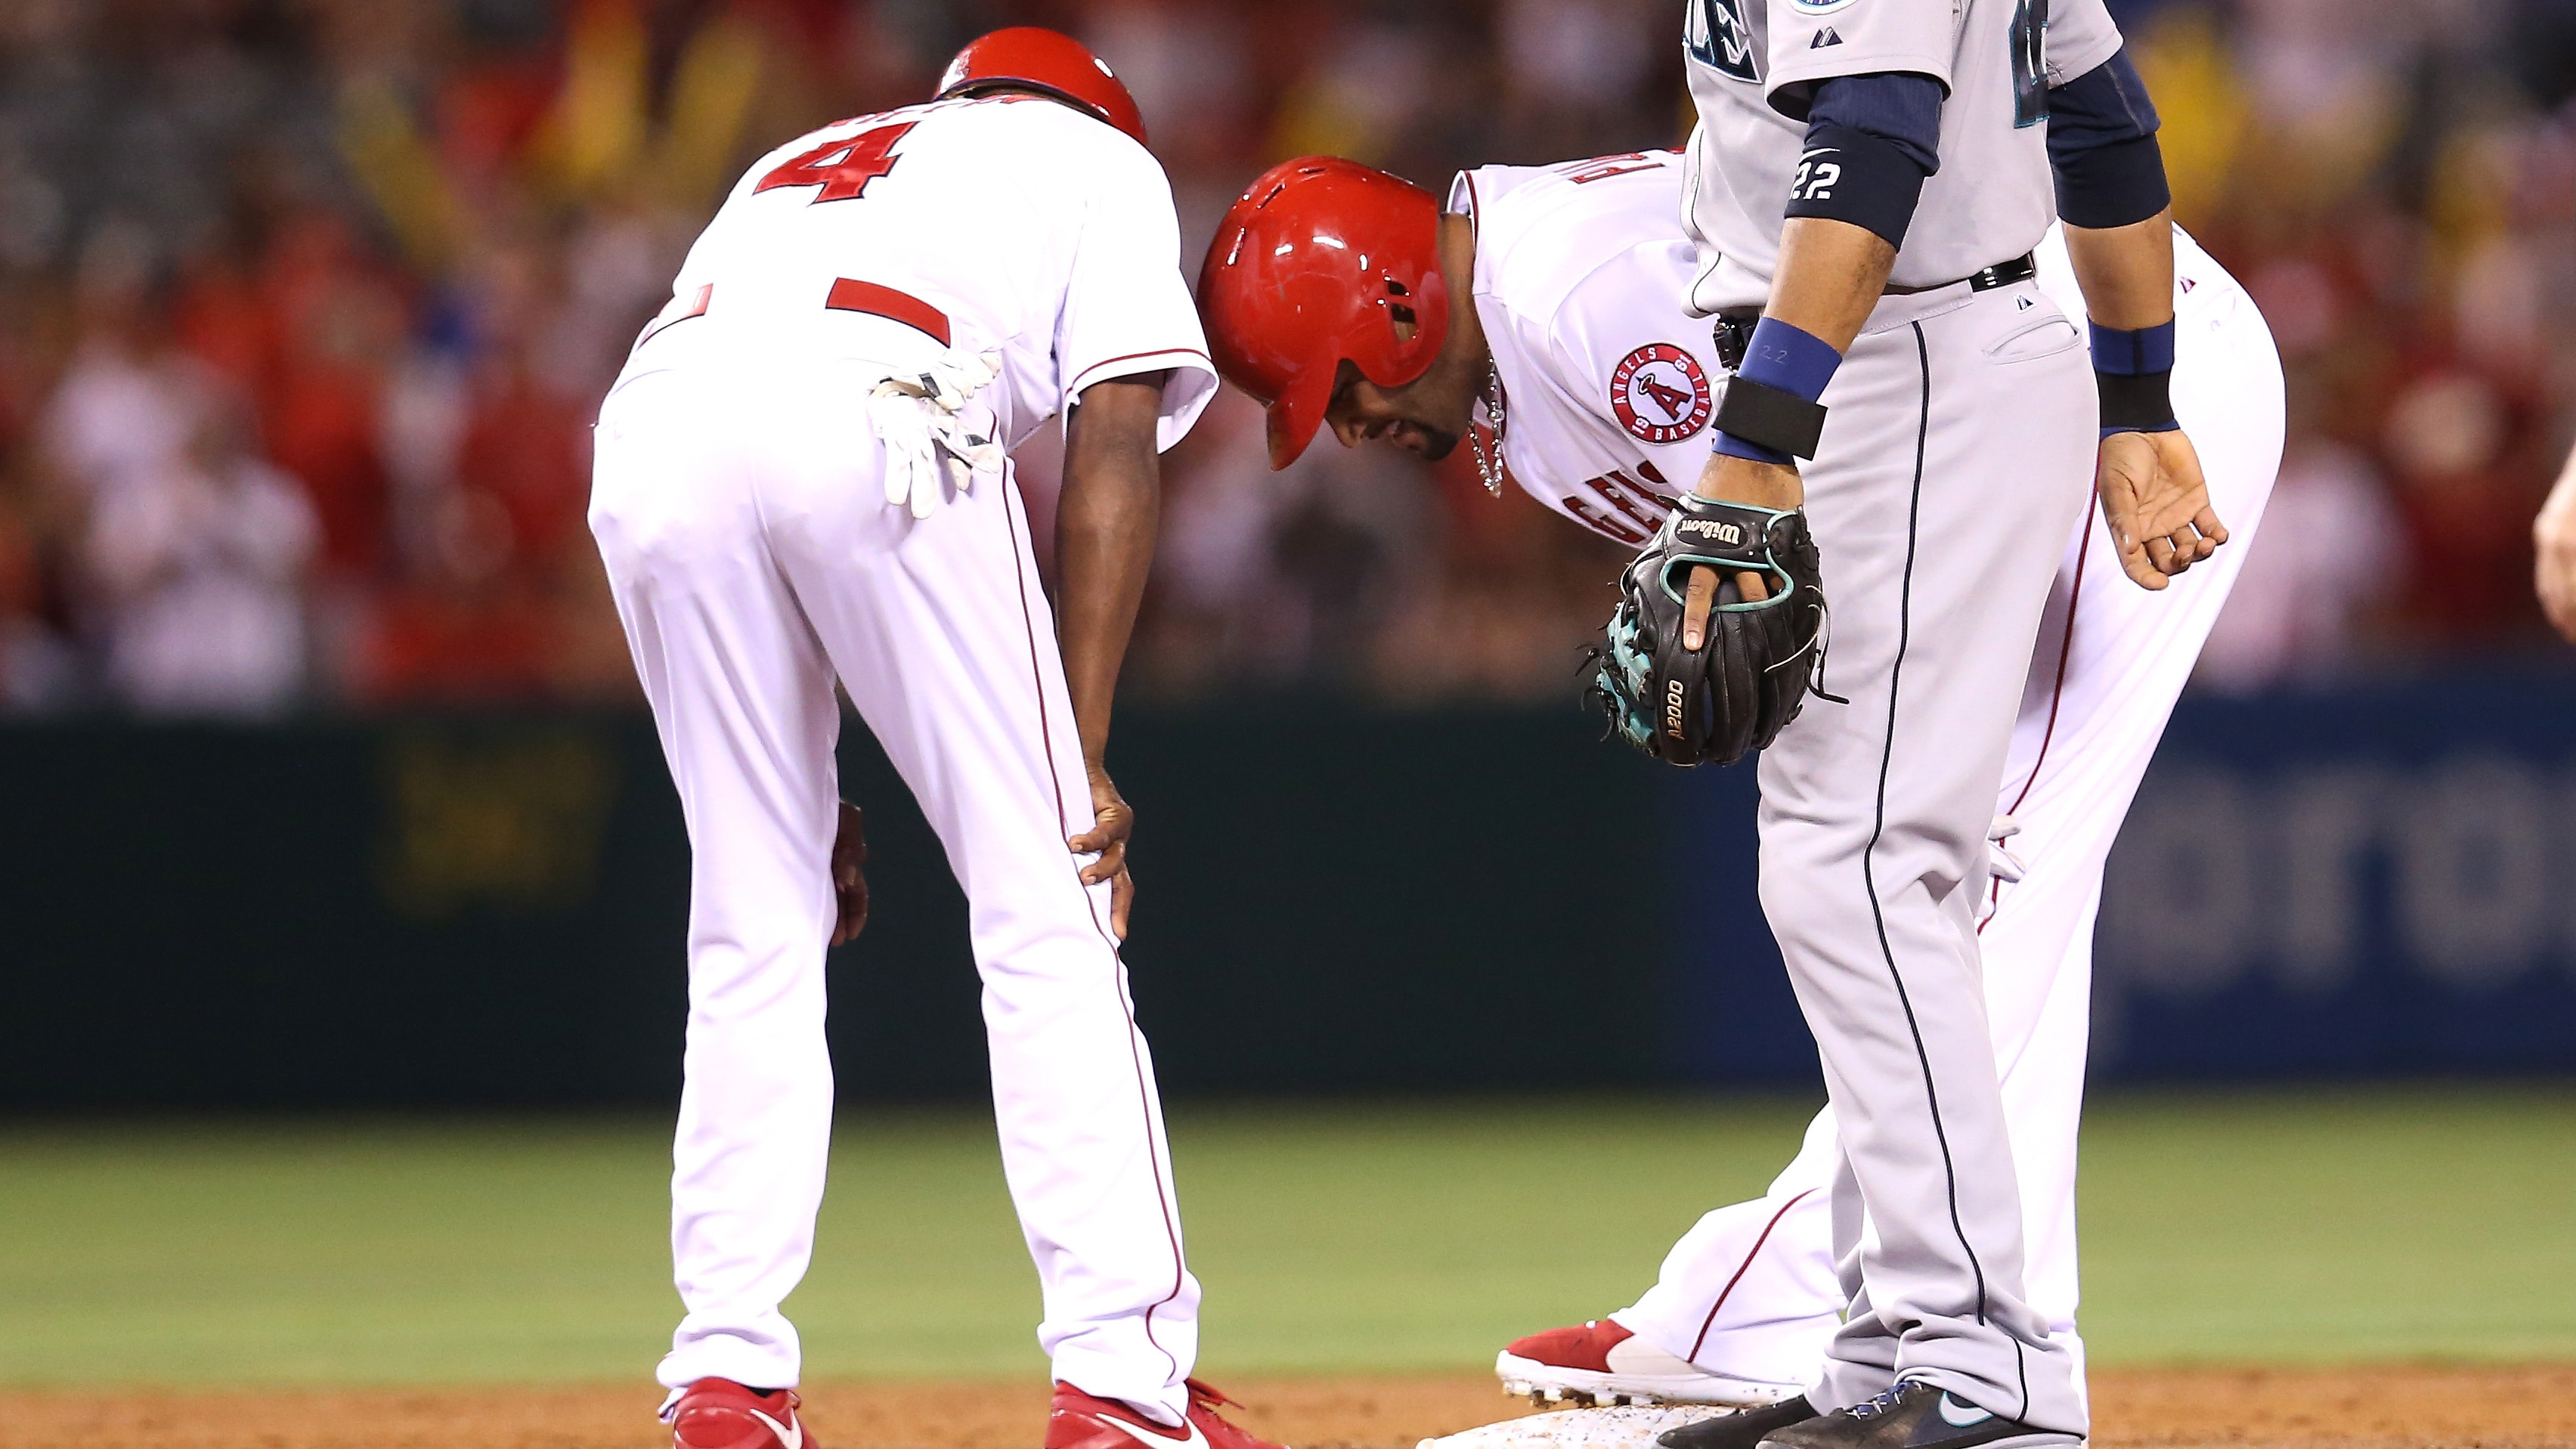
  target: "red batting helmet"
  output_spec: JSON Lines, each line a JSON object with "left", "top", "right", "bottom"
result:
{"left": 1197, "top": 157, "right": 1452, "bottom": 470}
{"left": 937, "top": 27, "right": 1147, "bottom": 148}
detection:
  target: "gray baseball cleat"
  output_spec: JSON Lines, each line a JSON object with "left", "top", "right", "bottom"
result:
{"left": 1654, "top": 1395, "right": 1817, "bottom": 1449}
{"left": 1756, "top": 1382, "right": 2080, "bottom": 1449}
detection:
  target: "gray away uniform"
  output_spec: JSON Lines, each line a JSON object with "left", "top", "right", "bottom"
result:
{"left": 1680, "top": 0, "right": 2126, "bottom": 1435}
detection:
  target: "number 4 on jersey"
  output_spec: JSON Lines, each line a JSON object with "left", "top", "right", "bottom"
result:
{"left": 755, "top": 122, "right": 917, "bottom": 203}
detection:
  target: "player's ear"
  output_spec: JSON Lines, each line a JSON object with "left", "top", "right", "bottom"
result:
{"left": 1323, "top": 359, "right": 1363, "bottom": 422}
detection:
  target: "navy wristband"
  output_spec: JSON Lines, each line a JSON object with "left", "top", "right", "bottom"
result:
{"left": 1742, "top": 317, "right": 1842, "bottom": 398}
{"left": 2091, "top": 319, "right": 2178, "bottom": 435}
{"left": 2090, "top": 318, "right": 2175, "bottom": 374}
{"left": 1716, "top": 318, "right": 1841, "bottom": 463}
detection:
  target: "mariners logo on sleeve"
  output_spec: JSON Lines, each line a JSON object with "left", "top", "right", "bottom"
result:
{"left": 1685, "top": 0, "right": 1759, "bottom": 82}
{"left": 1610, "top": 345, "right": 1714, "bottom": 444}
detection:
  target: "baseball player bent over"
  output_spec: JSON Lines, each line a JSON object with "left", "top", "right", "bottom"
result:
{"left": 592, "top": 29, "right": 1282, "bottom": 1449}
{"left": 1200, "top": 2, "right": 2229, "bottom": 1445}
{"left": 1203, "top": 142, "right": 2278, "bottom": 1436}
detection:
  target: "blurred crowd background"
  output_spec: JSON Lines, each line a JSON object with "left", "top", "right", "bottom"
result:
{"left": 2, "top": 0, "right": 2573, "bottom": 716}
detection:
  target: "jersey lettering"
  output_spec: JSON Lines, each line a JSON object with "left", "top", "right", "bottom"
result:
{"left": 1564, "top": 494, "right": 1650, "bottom": 546}
{"left": 2010, "top": 0, "right": 2049, "bottom": 128}
{"left": 1686, "top": 0, "right": 1760, "bottom": 84}
{"left": 1562, "top": 153, "right": 1667, "bottom": 185}
{"left": 754, "top": 121, "right": 918, "bottom": 203}
{"left": 1593, "top": 470, "right": 1673, "bottom": 533}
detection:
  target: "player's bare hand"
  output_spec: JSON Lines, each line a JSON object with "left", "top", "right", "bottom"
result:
{"left": 829, "top": 800, "right": 870, "bottom": 946}
{"left": 2099, "top": 429, "right": 2225, "bottom": 591}
{"left": 2532, "top": 445, "right": 2576, "bottom": 642}
{"left": 1681, "top": 454, "right": 1804, "bottom": 649}
{"left": 1068, "top": 766, "right": 1135, "bottom": 940}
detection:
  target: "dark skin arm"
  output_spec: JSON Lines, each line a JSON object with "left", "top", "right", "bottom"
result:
{"left": 831, "top": 800, "right": 869, "bottom": 945}
{"left": 829, "top": 377, "right": 1169, "bottom": 946}
{"left": 1683, "top": 216, "right": 1896, "bottom": 649}
{"left": 1057, "top": 372, "right": 1171, "bottom": 940}
{"left": 2064, "top": 207, "right": 2226, "bottom": 590}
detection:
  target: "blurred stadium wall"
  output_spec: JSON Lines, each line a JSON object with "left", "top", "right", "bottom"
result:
{"left": 7, "top": 676, "right": 2576, "bottom": 1110}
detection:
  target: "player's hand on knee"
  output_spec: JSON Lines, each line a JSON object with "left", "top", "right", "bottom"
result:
{"left": 830, "top": 800, "right": 870, "bottom": 946}
{"left": 2099, "top": 428, "right": 2228, "bottom": 591}
{"left": 1070, "top": 767, "right": 1136, "bottom": 940}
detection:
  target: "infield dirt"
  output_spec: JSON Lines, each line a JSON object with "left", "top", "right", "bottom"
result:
{"left": 4, "top": 1366, "right": 2571, "bottom": 1449}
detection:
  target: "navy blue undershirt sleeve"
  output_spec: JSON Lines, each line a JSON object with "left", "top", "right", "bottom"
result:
{"left": 2045, "top": 48, "right": 2172, "bottom": 228}
{"left": 1804, "top": 72, "right": 1945, "bottom": 176}
{"left": 1782, "top": 73, "right": 1944, "bottom": 249}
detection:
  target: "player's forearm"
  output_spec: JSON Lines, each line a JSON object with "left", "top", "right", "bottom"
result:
{"left": 1054, "top": 376, "right": 1166, "bottom": 768}
{"left": 1692, "top": 219, "right": 1893, "bottom": 509}
{"left": 1765, "top": 217, "right": 1898, "bottom": 355}
{"left": 2063, "top": 209, "right": 2175, "bottom": 330}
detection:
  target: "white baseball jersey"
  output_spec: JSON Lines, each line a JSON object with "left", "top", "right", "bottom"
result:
{"left": 1451, "top": 152, "right": 1702, "bottom": 549}
{"left": 1680, "top": 0, "right": 2125, "bottom": 311}
{"left": 620, "top": 92, "right": 1216, "bottom": 452}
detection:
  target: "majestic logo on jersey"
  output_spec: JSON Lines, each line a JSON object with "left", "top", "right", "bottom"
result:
{"left": 1611, "top": 345, "right": 1714, "bottom": 444}
{"left": 1686, "top": 0, "right": 1758, "bottom": 83}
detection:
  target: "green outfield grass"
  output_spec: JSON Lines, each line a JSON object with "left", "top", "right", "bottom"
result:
{"left": 1, "top": 1088, "right": 2568, "bottom": 1386}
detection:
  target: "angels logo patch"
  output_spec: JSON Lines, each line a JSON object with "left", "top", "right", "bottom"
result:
{"left": 1610, "top": 344, "right": 1714, "bottom": 444}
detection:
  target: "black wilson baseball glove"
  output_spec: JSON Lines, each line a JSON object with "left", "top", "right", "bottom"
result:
{"left": 1588, "top": 494, "right": 1829, "bottom": 766}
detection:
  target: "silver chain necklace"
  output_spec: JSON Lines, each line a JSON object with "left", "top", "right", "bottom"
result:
{"left": 1469, "top": 362, "right": 1506, "bottom": 497}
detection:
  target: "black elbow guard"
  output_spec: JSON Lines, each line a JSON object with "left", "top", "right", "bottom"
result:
{"left": 1784, "top": 123, "right": 1929, "bottom": 249}
{"left": 2053, "top": 131, "right": 2172, "bottom": 229}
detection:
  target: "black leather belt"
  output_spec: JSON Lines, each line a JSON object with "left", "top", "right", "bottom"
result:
{"left": 1710, "top": 252, "right": 2040, "bottom": 370}
{"left": 1887, "top": 252, "right": 2038, "bottom": 296}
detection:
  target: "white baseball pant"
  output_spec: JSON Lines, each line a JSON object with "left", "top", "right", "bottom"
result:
{"left": 1617, "top": 240, "right": 2285, "bottom": 1416}
{"left": 590, "top": 361, "right": 1199, "bottom": 1422}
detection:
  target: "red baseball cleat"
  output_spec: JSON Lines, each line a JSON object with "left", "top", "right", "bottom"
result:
{"left": 1497, "top": 1319, "right": 1800, "bottom": 1407}
{"left": 1046, "top": 1378, "right": 1286, "bottom": 1449}
{"left": 668, "top": 1377, "right": 820, "bottom": 1449}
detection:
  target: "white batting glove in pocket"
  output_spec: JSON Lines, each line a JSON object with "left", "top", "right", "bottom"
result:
{"left": 872, "top": 350, "right": 1005, "bottom": 519}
